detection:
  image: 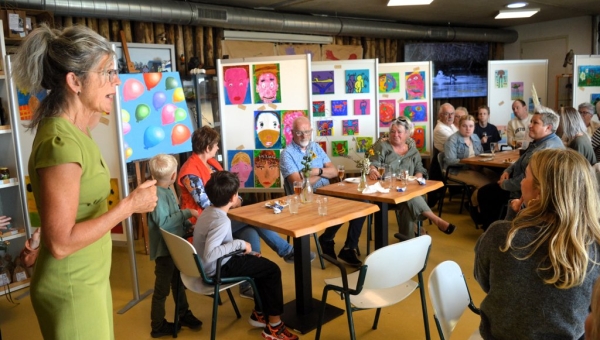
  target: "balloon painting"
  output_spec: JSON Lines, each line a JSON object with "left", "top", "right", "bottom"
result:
{"left": 119, "top": 72, "right": 193, "bottom": 162}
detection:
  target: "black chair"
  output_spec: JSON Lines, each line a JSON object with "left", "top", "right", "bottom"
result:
{"left": 500, "top": 144, "right": 514, "bottom": 151}
{"left": 437, "top": 152, "right": 472, "bottom": 217}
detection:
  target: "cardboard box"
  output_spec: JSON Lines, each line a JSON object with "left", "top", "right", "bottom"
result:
{"left": 0, "top": 9, "right": 26, "bottom": 39}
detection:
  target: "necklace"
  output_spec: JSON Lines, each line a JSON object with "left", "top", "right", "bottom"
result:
{"left": 64, "top": 113, "right": 87, "bottom": 134}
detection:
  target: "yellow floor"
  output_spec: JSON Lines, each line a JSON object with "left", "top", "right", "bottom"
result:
{"left": 0, "top": 198, "right": 486, "bottom": 339}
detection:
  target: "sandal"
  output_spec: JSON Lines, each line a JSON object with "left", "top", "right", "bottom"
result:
{"left": 439, "top": 223, "right": 456, "bottom": 235}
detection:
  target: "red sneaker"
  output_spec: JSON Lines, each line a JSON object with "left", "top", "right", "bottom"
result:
{"left": 261, "top": 322, "right": 299, "bottom": 340}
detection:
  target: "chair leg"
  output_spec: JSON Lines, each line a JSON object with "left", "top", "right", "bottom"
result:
{"left": 344, "top": 292, "right": 357, "bottom": 340}
{"left": 312, "top": 233, "right": 326, "bottom": 270}
{"left": 226, "top": 288, "right": 241, "bottom": 318}
{"left": 418, "top": 272, "right": 431, "bottom": 340}
{"left": 173, "top": 274, "right": 180, "bottom": 338}
{"left": 316, "top": 288, "right": 331, "bottom": 340}
{"left": 211, "top": 286, "right": 220, "bottom": 340}
{"left": 366, "top": 214, "right": 372, "bottom": 255}
{"left": 458, "top": 186, "right": 467, "bottom": 214}
{"left": 438, "top": 188, "right": 446, "bottom": 217}
{"left": 372, "top": 308, "right": 382, "bottom": 330}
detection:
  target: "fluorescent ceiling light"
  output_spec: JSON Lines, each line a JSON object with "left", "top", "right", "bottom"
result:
{"left": 223, "top": 30, "right": 333, "bottom": 44}
{"left": 387, "top": 0, "right": 434, "bottom": 6}
{"left": 495, "top": 8, "right": 540, "bottom": 19}
{"left": 506, "top": 2, "right": 528, "bottom": 8}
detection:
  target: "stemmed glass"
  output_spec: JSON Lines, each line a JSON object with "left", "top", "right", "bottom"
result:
{"left": 490, "top": 142, "right": 497, "bottom": 156}
{"left": 337, "top": 165, "right": 345, "bottom": 185}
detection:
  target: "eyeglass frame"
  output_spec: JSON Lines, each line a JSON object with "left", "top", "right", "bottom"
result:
{"left": 293, "top": 129, "right": 313, "bottom": 136}
{"left": 80, "top": 69, "right": 120, "bottom": 83}
{"left": 578, "top": 110, "right": 593, "bottom": 116}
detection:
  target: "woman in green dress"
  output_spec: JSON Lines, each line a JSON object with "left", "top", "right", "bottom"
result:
{"left": 12, "top": 25, "right": 158, "bottom": 339}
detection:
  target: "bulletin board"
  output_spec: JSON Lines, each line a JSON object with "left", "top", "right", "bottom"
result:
{"left": 218, "top": 54, "right": 311, "bottom": 192}
{"left": 487, "top": 60, "right": 548, "bottom": 143}
{"left": 378, "top": 61, "right": 433, "bottom": 157}
{"left": 572, "top": 55, "right": 600, "bottom": 110}
{"left": 310, "top": 59, "right": 378, "bottom": 172}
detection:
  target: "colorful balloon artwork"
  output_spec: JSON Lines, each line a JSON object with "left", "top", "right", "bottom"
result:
{"left": 165, "top": 77, "right": 178, "bottom": 90}
{"left": 123, "top": 78, "right": 145, "bottom": 101}
{"left": 161, "top": 104, "right": 177, "bottom": 125}
{"left": 171, "top": 124, "right": 191, "bottom": 145}
{"left": 153, "top": 92, "right": 167, "bottom": 110}
{"left": 143, "top": 126, "right": 165, "bottom": 149}
{"left": 172, "top": 88, "right": 185, "bottom": 102}
{"left": 143, "top": 72, "right": 162, "bottom": 90}
{"left": 135, "top": 104, "right": 151, "bottom": 122}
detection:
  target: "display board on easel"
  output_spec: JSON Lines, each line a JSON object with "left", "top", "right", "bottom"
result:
{"left": 378, "top": 61, "right": 433, "bottom": 157}
{"left": 310, "top": 59, "right": 378, "bottom": 172}
{"left": 572, "top": 55, "right": 600, "bottom": 110}
{"left": 487, "top": 60, "right": 548, "bottom": 144}
{"left": 218, "top": 54, "right": 311, "bottom": 193}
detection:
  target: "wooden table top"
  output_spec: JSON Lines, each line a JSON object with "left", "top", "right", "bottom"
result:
{"left": 459, "top": 149, "right": 520, "bottom": 168}
{"left": 227, "top": 195, "right": 379, "bottom": 238}
{"left": 316, "top": 179, "right": 444, "bottom": 205}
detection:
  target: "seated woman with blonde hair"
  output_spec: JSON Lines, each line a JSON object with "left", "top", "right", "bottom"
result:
{"left": 475, "top": 149, "right": 600, "bottom": 339}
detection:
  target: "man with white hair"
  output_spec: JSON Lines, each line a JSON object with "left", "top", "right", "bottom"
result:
{"left": 433, "top": 103, "right": 458, "bottom": 152}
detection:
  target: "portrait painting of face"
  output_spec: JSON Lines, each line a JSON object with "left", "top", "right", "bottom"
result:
{"left": 379, "top": 99, "right": 396, "bottom": 127}
{"left": 281, "top": 110, "right": 308, "bottom": 148}
{"left": 254, "top": 110, "right": 282, "bottom": 149}
{"left": 405, "top": 71, "right": 426, "bottom": 100}
{"left": 228, "top": 150, "right": 254, "bottom": 188}
{"left": 413, "top": 126, "right": 426, "bottom": 152}
{"left": 253, "top": 63, "right": 281, "bottom": 104}
{"left": 378, "top": 73, "right": 399, "bottom": 93}
{"left": 254, "top": 150, "right": 281, "bottom": 188}
{"left": 223, "top": 65, "right": 251, "bottom": 105}
{"left": 399, "top": 102, "right": 428, "bottom": 122}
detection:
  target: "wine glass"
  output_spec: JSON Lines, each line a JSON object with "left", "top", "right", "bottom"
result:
{"left": 490, "top": 142, "right": 497, "bottom": 155}
{"left": 377, "top": 166, "right": 385, "bottom": 180}
{"left": 337, "top": 165, "right": 345, "bottom": 186}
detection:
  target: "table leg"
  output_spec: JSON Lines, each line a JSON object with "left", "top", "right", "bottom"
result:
{"left": 374, "top": 202, "right": 389, "bottom": 250}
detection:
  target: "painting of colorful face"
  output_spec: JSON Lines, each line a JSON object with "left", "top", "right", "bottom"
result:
{"left": 399, "top": 102, "right": 428, "bottom": 122}
{"left": 253, "top": 63, "right": 281, "bottom": 104}
{"left": 379, "top": 73, "right": 399, "bottom": 93}
{"left": 405, "top": 71, "right": 426, "bottom": 100}
{"left": 281, "top": 110, "right": 307, "bottom": 148}
{"left": 379, "top": 100, "right": 396, "bottom": 127}
{"left": 254, "top": 110, "right": 282, "bottom": 149}
{"left": 254, "top": 150, "right": 281, "bottom": 188}
{"left": 228, "top": 150, "right": 254, "bottom": 188}
{"left": 413, "top": 126, "right": 426, "bottom": 152}
{"left": 223, "top": 65, "right": 251, "bottom": 105}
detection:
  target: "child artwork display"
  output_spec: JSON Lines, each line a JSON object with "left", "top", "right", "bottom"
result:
{"left": 120, "top": 72, "right": 193, "bottom": 163}
{"left": 379, "top": 73, "right": 399, "bottom": 93}
{"left": 405, "top": 71, "right": 426, "bottom": 100}
{"left": 413, "top": 125, "right": 426, "bottom": 152}
{"left": 17, "top": 88, "right": 46, "bottom": 121}
{"left": 311, "top": 70, "right": 335, "bottom": 95}
{"left": 578, "top": 66, "right": 600, "bottom": 87}
{"left": 353, "top": 99, "right": 370, "bottom": 115}
{"left": 379, "top": 99, "right": 396, "bottom": 127}
{"left": 398, "top": 102, "right": 427, "bottom": 122}
{"left": 228, "top": 150, "right": 254, "bottom": 188}
{"left": 355, "top": 137, "right": 373, "bottom": 153}
{"left": 331, "top": 140, "right": 349, "bottom": 157}
{"left": 254, "top": 110, "right": 282, "bottom": 149}
{"left": 342, "top": 119, "right": 359, "bottom": 135}
{"left": 345, "top": 69, "right": 370, "bottom": 94}
{"left": 253, "top": 149, "right": 281, "bottom": 188}
{"left": 511, "top": 82, "right": 524, "bottom": 100}
{"left": 495, "top": 70, "right": 508, "bottom": 88}
{"left": 591, "top": 93, "right": 600, "bottom": 106}
{"left": 331, "top": 100, "right": 348, "bottom": 116}
{"left": 281, "top": 110, "right": 308, "bottom": 148}
{"left": 312, "top": 101, "right": 326, "bottom": 117}
{"left": 317, "top": 120, "right": 333, "bottom": 136}
{"left": 222, "top": 65, "right": 252, "bottom": 105}
{"left": 318, "top": 141, "right": 327, "bottom": 153}
{"left": 253, "top": 63, "right": 281, "bottom": 104}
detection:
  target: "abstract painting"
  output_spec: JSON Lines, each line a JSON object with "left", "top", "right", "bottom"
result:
{"left": 318, "top": 141, "right": 327, "bottom": 153}
{"left": 379, "top": 99, "right": 396, "bottom": 127}
{"left": 317, "top": 120, "right": 333, "bottom": 136}
{"left": 355, "top": 137, "right": 373, "bottom": 153}
{"left": 342, "top": 119, "right": 359, "bottom": 135}
{"left": 331, "top": 140, "right": 349, "bottom": 157}
{"left": 379, "top": 73, "right": 399, "bottom": 93}
{"left": 353, "top": 99, "right": 370, "bottom": 115}
{"left": 331, "top": 100, "right": 348, "bottom": 116}
{"left": 312, "top": 100, "right": 326, "bottom": 117}
{"left": 253, "top": 63, "right": 281, "bottom": 104}
{"left": 405, "top": 71, "right": 426, "bottom": 100}
{"left": 398, "top": 102, "right": 427, "bottom": 122}
{"left": 345, "top": 69, "right": 370, "bottom": 93}
{"left": 312, "top": 70, "right": 335, "bottom": 95}
{"left": 413, "top": 125, "right": 426, "bottom": 152}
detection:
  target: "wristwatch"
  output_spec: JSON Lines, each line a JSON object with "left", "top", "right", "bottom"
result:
{"left": 318, "top": 168, "right": 323, "bottom": 177}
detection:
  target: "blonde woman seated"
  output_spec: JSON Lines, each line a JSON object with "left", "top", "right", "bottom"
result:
{"left": 443, "top": 115, "right": 496, "bottom": 211}
{"left": 475, "top": 149, "right": 600, "bottom": 339}
{"left": 558, "top": 107, "right": 597, "bottom": 165}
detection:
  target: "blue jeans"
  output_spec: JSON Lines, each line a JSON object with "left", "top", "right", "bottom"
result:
{"left": 231, "top": 220, "right": 292, "bottom": 257}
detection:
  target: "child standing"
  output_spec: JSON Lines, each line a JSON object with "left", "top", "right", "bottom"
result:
{"left": 193, "top": 171, "right": 299, "bottom": 340}
{"left": 148, "top": 154, "right": 202, "bottom": 338}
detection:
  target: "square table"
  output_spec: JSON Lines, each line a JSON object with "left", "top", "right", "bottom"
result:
{"left": 227, "top": 195, "right": 379, "bottom": 334}
{"left": 459, "top": 149, "right": 520, "bottom": 168}
{"left": 316, "top": 179, "right": 444, "bottom": 250}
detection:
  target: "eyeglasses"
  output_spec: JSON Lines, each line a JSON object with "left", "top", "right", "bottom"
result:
{"left": 83, "top": 69, "right": 119, "bottom": 83}
{"left": 579, "top": 110, "right": 593, "bottom": 115}
{"left": 293, "top": 129, "right": 312, "bottom": 136}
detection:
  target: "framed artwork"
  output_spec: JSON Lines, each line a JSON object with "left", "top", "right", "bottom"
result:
{"left": 317, "top": 120, "right": 333, "bottom": 136}
{"left": 353, "top": 99, "right": 370, "bottom": 115}
{"left": 379, "top": 99, "right": 396, "bottom": 127}
{"left": 398, "top": 102, "right": 427, "bottom": 122}
{"left": 331, "top": 100, "right": 348, "bottom": 116}
{"left": 228, "top": 150, "right": 254, "bottom": 188}
{"left": 253, "top": 150, "right": 281, "bottom": 188}
{"left": 281, "top": 110, "right": 308, "bottom": 148}
{"left": 379, "top": 72, "right": 399, "bottom": 93}
{"left": 342, "top": 119, "right": 359, "bottom": 135}
{"left": 254, "top": 110, "right": 282, "bottom": 149}
{"left": 331, "top": 140, "right": 349, "bottom": 156}
{"left": 312, "top": 100, "right": 326, "bottom": 117}
{"left": 222, "top": 65, "right": 252, "bottom": 105}
{"left": 253, "top": 63, "right": 281, "bottom": 104}
{"left": 312, "top": 70, "right": 335, "bottom": 95}
{"left": 405, "top": 71, "right": 426, "bottom": 100}
{"left": 345, "top": 69, "right": 370, "bottom": 94}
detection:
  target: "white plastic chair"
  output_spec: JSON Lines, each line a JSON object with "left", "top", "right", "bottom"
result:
{"left": 316, "top": 235, "right": 432, "bottom": 340}
{"left": 160, "top": 229, "right": 262, "bottom": 340}
{"left": 428, "top": 260, "right": 482, "bottom": 340}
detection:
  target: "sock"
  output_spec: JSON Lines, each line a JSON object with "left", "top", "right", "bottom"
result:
{"left": 269, "top": 321, "right": 282, "bottom": 328}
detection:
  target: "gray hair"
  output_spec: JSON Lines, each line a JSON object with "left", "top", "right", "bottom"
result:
{"left": 455, "top": 106, "right": 468, "bottom": 116}
{"left": 437, "top": 103, "right": 454, "bottom": 120}
{"left": 533, "top": 105, "right": 560, "bottom": 133}
{"left": 579, "top": 102, "right": 595, "bottom": 114}
{"left": 390, "top": 116, "right": 414, "bottom": 136}
{"left": 12, "top": 24, "right": 115, "bottom": 130}
{"left": 559, "top": 107, "right": 587, "bottom": 142}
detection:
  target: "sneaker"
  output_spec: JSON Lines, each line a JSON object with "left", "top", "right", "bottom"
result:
{"left": 283, "top": 250, "right": 316, "bottom": 264}
{"left": 179, "top": 310, "right": 202, "bottom": 329}
{"left": 239, "top": 281, "right": 254, "bottom": 300}
{"left": 261, "top": 322, "right": 299, "bottom": 340}
{"left": 150, "top": 320, "right": 181, "bottom": 338}
{"left": 318, "top": 235, "right": 336, "bottom": 260}
{"left": 338, "top": 248, "right": 362, "bottom": 267}
{"left": 248, "top": 309, "right": 267, "bottom": 328}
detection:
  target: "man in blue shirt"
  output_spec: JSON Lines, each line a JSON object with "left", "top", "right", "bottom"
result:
{"left": 281, "top": 117, "right": 366, "bottom": 267}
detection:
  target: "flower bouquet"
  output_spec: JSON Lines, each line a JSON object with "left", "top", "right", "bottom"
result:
{"left": 299, "top": 145, "right": 317, "bottom": 202}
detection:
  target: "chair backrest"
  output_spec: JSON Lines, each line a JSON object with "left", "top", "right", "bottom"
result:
{"left": 160, "top": 228, "right": 204, "bottom": 280}
{"left": 500, "top": 144, "right": 513, "bottom": 151}
{"left": 428, "top": 260, "right": 474, "bottom": 340}
{"left": 362, "top": 235, "right": 431, "bottom": 289}
{"left": 283, "top": 177, "right": 294, "bottom": 195}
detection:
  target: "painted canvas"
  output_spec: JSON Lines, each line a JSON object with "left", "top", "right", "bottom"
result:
{"left": 578, "top": 66, "right": 600, "bottom": 87}
{"left": 511, "top": 82, "right": 524, "bottom": 100}
{"left": 495, "top": 70, "right": 508, "bottom": 88}
{"left": 253, "top": 149, "right": 281, "bottom": 188}
{"left": 120, "top": 72, "right": 193, "bottom": 163}
{"left": 379, "top": 99, "right": 396, "bottom": 127}
{"left": 331, "top": 100, "right": 348, "bottom": 116}
{"left": 281, "top": 110, "right": 308, "bottom": 148}
{"left": 405, "top": 71, "right": 426, "bottom": 100}
{"left": 353, "top": 99, "right": 370, "bottom": 115}
{"left": 591, "top": 93, "right": 600, "bottom": 106}
{"left": 398, "top": 102, "right": 427, "bottom": 122}
{"left": 312, "top": 70, "right": 335, "bottom": 95}
{"left": 355, "top": 137, "right": 373, "bottom": 153}
{"left": 342, "top": 119, "right": 359, "bottom": 135}
{"left": 228, "top": 150, "right": 254, "bottom": 188}
{"left": 331, "top": 140, "right": 349, "bottom": 157}
{"left": 379, "top": 73, "right": 399, "bottom": 93}
{"left": 318, "top": 141, "right": 327, "bottom": 153}
{"left": 312, "top": 101, "right": 326, "bottom": 117}
{"left": 413, "top": 125, "right": 426, "bottom": 152}
{"left": 223, "top": 65, "right": 252, "bottom": 105}
{"left": 254, "top": 110, "right": 282, "bottom": 149}
{"left": 345, "top": 69, "right": 370, "bottom": 94}
{"left": 253, "top": 63, "right": 281, "bottom": 104}
{"left": 17, "top": 88, "right": 46, "bottom": 121}
{"left": 317, "top": 120, "right": 333, "bottom": 136}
